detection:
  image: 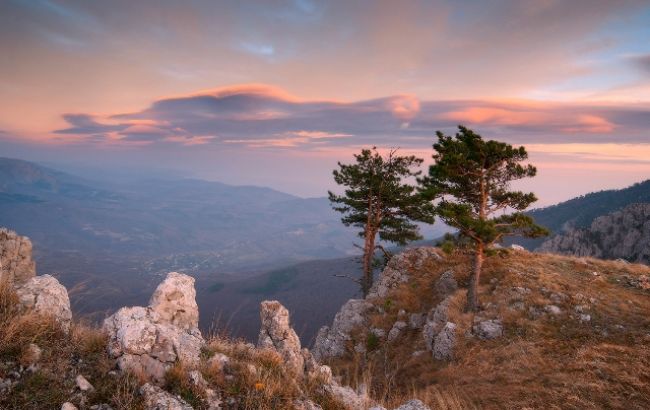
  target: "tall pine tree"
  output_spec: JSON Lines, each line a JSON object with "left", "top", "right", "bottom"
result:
{"left": 329, "top": 147, "right": 435, "bottom": 296}
{"left": 420, "top": 126, "right": 548, "bottom": 311}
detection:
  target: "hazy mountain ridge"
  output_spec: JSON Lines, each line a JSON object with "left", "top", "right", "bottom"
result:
{"left": 538, "top": 202, "right": 650, "bottom": 264}
{"left": 512, "top": 179, "right": 650, "bottom": 249}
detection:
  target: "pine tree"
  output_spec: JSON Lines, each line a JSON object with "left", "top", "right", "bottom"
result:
{"left": 329, "top": 147, "right": 435, "bottom": 296}
{"left": 420, "top": 126, "right": 548, "bottom": 312}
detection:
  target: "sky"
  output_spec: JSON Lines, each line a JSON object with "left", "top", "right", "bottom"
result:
{"left": 1, "top": 0, "right": 649, "bottom": 205}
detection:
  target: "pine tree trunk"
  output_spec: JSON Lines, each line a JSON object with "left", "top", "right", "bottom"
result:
{"left": 362, "top": 228, "right": 376, "bottom": 297}
{"left": 465, "top": 241, "right": 484, "bottom": 312}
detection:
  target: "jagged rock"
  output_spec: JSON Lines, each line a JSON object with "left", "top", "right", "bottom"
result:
{"left": 394, "top": 399, "right": 431, "bottom": 410}
{"left": 0, "top": 228, "right": 35, "bottom": 285}
{"left": 432, "top": 322, "right": 456, "bottom": 360}
{"left": 140, "top": 383, "right": 193, "bottom": 410}
{"left": 75, "top": 374, "right": 94, "bottom": 392}
{"left": 325, "top": 383, "right": 371, "bottom": 410}
{"left": 388, "top": 321, "right": 407, "bottom": 342}
{"left": 435, "top": 270, "right": 458, "bottom": 297}
{"left": 423, "top": 297, "right": 451, "bottom": 350}
{"left": 473, "top": 319, "right": 503, "bottom": 340}
{"left": 61, "top": 403, "right": 78, "bottom": 410}
{"left": 103, "top": 272, "right": 204, "bottom": 383}
{"left": 15, "top": 274, "right": 72, "bottom": 332}
{"left": 369, "top": 247, "right": 442, "bottom": 298}
{"left": 313, "top": 299, "right": 372, "bottom": 360}
{"left": 409, "top": 313, "right": 425, "bottom": 329}
{"left": 370, "top": 327, "right": 386, "bottom": 339}
{"left": 149, "top": 272, "right": 199, "bottom": 331}
{"left": 538, "top": 203, "right": 650, "bottom": 264}
{"left": 258, "top": 300, "right": 304, "bottom": 376}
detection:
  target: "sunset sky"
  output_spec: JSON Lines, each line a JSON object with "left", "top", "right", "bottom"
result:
{"left": 1, "top": 0, "right": 649, "bottom": 205}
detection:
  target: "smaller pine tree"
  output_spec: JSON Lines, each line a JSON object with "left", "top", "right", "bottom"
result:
{"left": 420, "top": 126, "right": 548, "bottom": 311}
{"left": 329, "top": 147, "right": 435, "bottom": 296}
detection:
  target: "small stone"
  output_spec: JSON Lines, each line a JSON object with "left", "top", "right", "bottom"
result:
{"left": 435, "top": 270, "right": 458, "bottom": 297}
{"left": 579, "top": 314, "right": 591, "bottom": 322}
{"left": 61, "top": 403, "right": 78, "bottom": 410}
{"left": 395, "top": 399, "right": 432, "bottom": 410}
{"left": 473, "top": 319, "right": 503, "bottom": 340}
{"left": 432, "top": 322, "right": 456, "bottom": 360}
{"left": 545, "top": 305, "right": 562, "bottom": 315}
{"left": 398, "top": 309, "right": 407, "bottom": 317}
{"left": 140, "top": 383, "right": 193, "bottom": 410}
{"left": 75, "top": 375, "right": 94, "bottom": 392}
{"left": 388, "top": 321, "right": 408, "bottom": 342}
{"left": 510, "top": 244, "right": 525, "bottom": 251}
{"left": 408, "top": 313, "right": 425, "bottom": 329}
{"left": 370, "top": 327, "right": 386, "bottom": 339}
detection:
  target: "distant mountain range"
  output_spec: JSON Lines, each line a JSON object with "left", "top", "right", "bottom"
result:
{"left": 0, "top": 157, "right": 444, "bottom": 337}
{"left": 512, "top": 179, "right": 650, "bottom": 250}
{"left": 2, "top": 156, "right": 648, "bottom": 342}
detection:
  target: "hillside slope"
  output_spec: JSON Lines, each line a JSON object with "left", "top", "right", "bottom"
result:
{"left": 538, "top": 203, "right": 650, "bottom": 264}
{"left": 513, "top": 179, "right": 650, "bottom": 249}
{"left": 316, "top": 247, "right": 650, "bottom": 409}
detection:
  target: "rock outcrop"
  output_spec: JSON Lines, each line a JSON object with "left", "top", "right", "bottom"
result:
{"left": 103, "top": 272, "right": 204, "bottom": 383}
{"left": 15, "top": 274, "right": 73, "bottom": 331}
{"left": 258, "top": 300, "right": 305, "bottom": 376}
{"left": 0, "top": 228, "right": 35, "bottom": 284}
{"left": 1, "top": 228, "right": 72, "bottom": 331}
{"left": 140, "top": 383, "right": 193, "bottom": 410}
{"left": 368, "top": 248, "right": 442, "bottom": 298}
{"left": 313, "top": 299, "right": 372, "bottom": 361}
{"left": 538, "top": 203, "right": 650, "bottom": 264}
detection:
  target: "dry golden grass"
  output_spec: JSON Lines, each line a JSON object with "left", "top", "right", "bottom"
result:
{"left": 0, "top": 280, "right": 144, "bottom": 410}
{"left": 326, "top": 250, "right": 650, "bottom": 409}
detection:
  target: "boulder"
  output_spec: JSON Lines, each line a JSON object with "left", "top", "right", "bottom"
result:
{"left": 15, "top": 274, "right": 72, "bottom": 332}
{"left": 434, "top": 270, "right": 458, "bottom": 298}
{"left": 313, "top": 299, "right": 372, "bottom": 360}
{"left": 432, "top": 322, "right": 456, "bottom": 360}
{"left": 388, "top": 321, "right": 407, "bottom": 342}
{"left": 368, "top": 248, "right": 442, "bottom": 298}
{"left": 75, "top": 375, "right": 94, "bottom": 392}
{"left": 472, "top": 319, "right": 503, "bottom": 340}
{"left": 0, "top": 228, "right": 35, "bottom": 285}
{"left": 408, "top": 313, "right": 425, "bottom": 329}
{"left": 395, "top": 399, "right": 431, "bottom": 410}
{"left": 140, "top": 383, "right": 193, "bottom": 410}
{"left": 258, "top": 300, "right": 304, "bottom": 376}
{"left": 325, "top": 383, "right": 371, "bottom": 410}
{"left": 423, "top": 297, "right": 451, "bottom": 350}
{"left": 149, "top": 272, "right": 199, "bottom": 331}
{"left": 103, "top": 272, "right": 204, "bottom": 383}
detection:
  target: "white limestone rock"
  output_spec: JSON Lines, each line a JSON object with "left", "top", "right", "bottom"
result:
{"left": 103, "top": 272, "right": 204, "bottom": 383}
{"left": 432, "top": 322, "right": 456, "bottom": 360}
{"left": 369, "top": 248, "right": 442, "bottom": 298}
{"left": 149, "top": 272, "right": 199, "bottom": 331}
{"left": 472, "top": 319, "right": 503, "bottom": 340}
{"left": 140, "top": 383, "right": 193, "bottom": 410}
{"left": 15, "top": 274, "right": 72, "bottom": 332}
{"left": 313, "top": 299, "right": 372, "bottom": 360}
{"left": 0, "top": 228, "right": 35, "bottom": 285}
{"left": 258, "top": 300, "right": 304, "bottom": 376}
{"left": 395, "top": 399, "right": 431, "bottom": 410}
